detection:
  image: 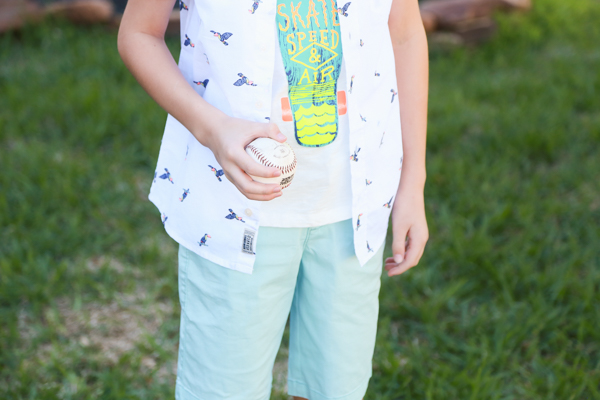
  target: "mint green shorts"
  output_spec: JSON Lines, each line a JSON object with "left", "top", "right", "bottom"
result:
{"left": 175, "top": 218, "right": 386, "bottom": 400}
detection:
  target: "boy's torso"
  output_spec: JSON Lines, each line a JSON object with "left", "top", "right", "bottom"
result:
{"left": 149, "top": 0, "right": 403, "bottom": 273}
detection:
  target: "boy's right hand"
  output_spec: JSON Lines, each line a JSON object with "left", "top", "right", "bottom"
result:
{"left": 202, "top": 115, "right": 287, "bottom": 201}
{"left": 117, "top": 0, "right": 284, "bottom": 202}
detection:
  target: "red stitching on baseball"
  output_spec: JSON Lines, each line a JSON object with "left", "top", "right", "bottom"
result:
{"left": 247, "top": 143, "right": 296, "bottom": 180}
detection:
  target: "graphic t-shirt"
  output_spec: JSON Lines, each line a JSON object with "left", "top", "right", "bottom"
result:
{"left": 260, "top": 0, "right": 352, "bottom": 228}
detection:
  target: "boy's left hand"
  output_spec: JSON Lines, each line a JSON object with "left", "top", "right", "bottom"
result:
{"left": 385, "top": 188, "right": 429, "bottom": 277}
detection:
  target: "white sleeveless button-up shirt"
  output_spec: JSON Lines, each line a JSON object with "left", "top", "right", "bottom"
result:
{"left": 149, "top": 0, "right": 404, "bottom": 274}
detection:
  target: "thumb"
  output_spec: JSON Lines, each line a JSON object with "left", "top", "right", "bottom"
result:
{"left": 267, "top": 123, "right": 287, "bottom": 143}
{"left": 391, "top": 227, "right": 408, "bottom": 264}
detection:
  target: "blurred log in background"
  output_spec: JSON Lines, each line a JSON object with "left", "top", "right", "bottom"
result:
{"left": 1, "top": 0, "right": 531, "bottom": 44}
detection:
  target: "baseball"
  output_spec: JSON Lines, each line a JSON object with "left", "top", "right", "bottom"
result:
{"left": 245, "top": 137, "right": 297, "bottom": 189}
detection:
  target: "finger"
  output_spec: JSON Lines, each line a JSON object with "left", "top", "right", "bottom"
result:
{"left": 245, "top": 191, "right": 283, "bottom": 201}
{"left": 237, "top": 149, "right": 282, "bottom": 179}
{"left": 228, "top": 166, "right": 282, "bottom": 196}
{"left": 390, "top": 225, "right": 410, "bottom": 265}
{"left": 385, "top": 257, "right": 399, "bottom": 267}
{"left": 388, "top": 252, "right": 425, "bottom": 276}
{"left": 385, "top": 237, "right": 409, "bottom": 271}
{"left": 233, "top": 181, "right": 283, "bottom": 201}
{"left": 384, "top": 258, "right": 398, "bottom": 271}
{"left": 384, "top": 253, "right": 421, "bottom": 272}
{"left": 385, "top": 256, "right": 408, "bottom": 271}
{"left": 223, "top": 165, "right": 281, "bottom": 196}
{"left": 387, "top": 239, "right": 426, "bottom": 277}
{"left": 230, "top": 167, "right": 281, "bottom": 195}
{"left": 266, "top": 122, "right": 287, "bottom": 143}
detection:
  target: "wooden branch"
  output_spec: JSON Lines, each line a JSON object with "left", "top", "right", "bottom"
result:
{"left": 420, "top": 0, "right": 531, "bottom": 44}
{"left": 45, "top": 0, "right": 114, "bottom": 24}
{"left": 0, "top": 0, "right": 43, "bottom": 32}
{"left": 1, "top": 0, "right": 532, "bottom": 47}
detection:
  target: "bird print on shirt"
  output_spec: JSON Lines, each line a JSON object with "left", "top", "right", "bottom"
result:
{"left": 249, "top": 0, "right": 262, "bottom": 13}
{"left": 180, "top": 188, "right": 191, "bottom": 202}
{"left": 225, "top": 209, "right": 246, "bottom": 223}
{"left": 153, "top": 171, "right": 157, "bottom": 183}
{"left": 360, "top": 114, "right": 367, "bottom": 122}
{"left": 209, "top": 165, "right": 224, "bottom": 181}
{"left": 356, "top": 213, "right": 363, "bottom": 230}
{"left": 349, "top": 75, "right": 355, "bottom": 94}
{"left": 367, "top": 241, "right": 374, "bottom": 252}
{"left": 184, "top": 34, "right": 195, "bottom": 47}
{"left": 391, "top": 88, "right": 398, "bottom": 103}
{"left": 233, "top": 73, "right": 257, "bottom": 86}
{"left": 350, "top": 147, "right": 361, "bottom": 161}
{"left": 366, "top": 179, "right": 372, "bottom": 186}
{"left": 211, "top": 30, "right": 233, "bottom": 46}
{"left": 374, "top": 71, "right": 380, "bottom": 76}
{"left": 193, "top": 79, "right": 209, "bottom": 88}
{"left": 338, "top": 2, "right": 351, "bottom": 16}
{"left": 383, "top": 196, "right": 394, "bottom": 208}
{"left": 380, "top": 131, "right": 385, "bottom": 147}
{"left": 179, "top": 0, "right": 188, "bottom": 11}
{"left": 360, "top": 39, "right": 364, "bottom": 47}
{"left": 159, "top": 168, "right": 174, "bottom": 184}
{"left": 161, "top": 213, "right": 168, "bottom": 225}
{"left": 198, "top": 234, "right": 211, "bottom": 246}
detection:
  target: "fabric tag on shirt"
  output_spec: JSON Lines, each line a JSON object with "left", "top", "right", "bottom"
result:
{"left": 242, "top": 229, "right": 256, "bottom": 255}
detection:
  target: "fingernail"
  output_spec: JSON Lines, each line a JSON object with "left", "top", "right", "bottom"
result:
{"left": 273, "top": 186, "right": 281, "bottom": 193}
{"left": 393, "top": 254, "right": 404, "bottom": 264}
{"left": 276, "top": 133, "right": 286, "bottom": 141}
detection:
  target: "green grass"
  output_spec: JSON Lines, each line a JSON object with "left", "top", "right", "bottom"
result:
{"left": 1, "top": 0, "right": 600, "bottom": 397}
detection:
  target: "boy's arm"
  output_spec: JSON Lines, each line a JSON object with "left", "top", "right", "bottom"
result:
{"left": 384, "top": 0, "right": 430, "bottom": 276}
{"left": 117, "top": 0, "right": 285, "bottom": 201}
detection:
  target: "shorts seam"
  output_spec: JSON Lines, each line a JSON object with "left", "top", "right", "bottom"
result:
{"left": 302, "top": 227, "right": 311, "bottom": 252}
{"left": 287, "top": 372, "right": 371, "bottom": 400}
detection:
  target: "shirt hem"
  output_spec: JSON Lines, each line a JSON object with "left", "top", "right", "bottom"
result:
{"left": 259, "top": 209, "right": 353, "bottom": 228}
{"left": 149, "top": 194, "right": 255, "bottom": 275}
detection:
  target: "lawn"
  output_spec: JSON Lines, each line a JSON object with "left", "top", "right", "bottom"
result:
{"left": 1, "top": 0, "right": 599, "bottom": 398}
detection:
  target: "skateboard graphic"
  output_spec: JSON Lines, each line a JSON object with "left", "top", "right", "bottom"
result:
{"left": 276, "top": 0, "right": 346, "bottom": 147}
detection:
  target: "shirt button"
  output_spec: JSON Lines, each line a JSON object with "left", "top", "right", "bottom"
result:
{"left": 245, "top": 208, "right": 253, "bottom": 217}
